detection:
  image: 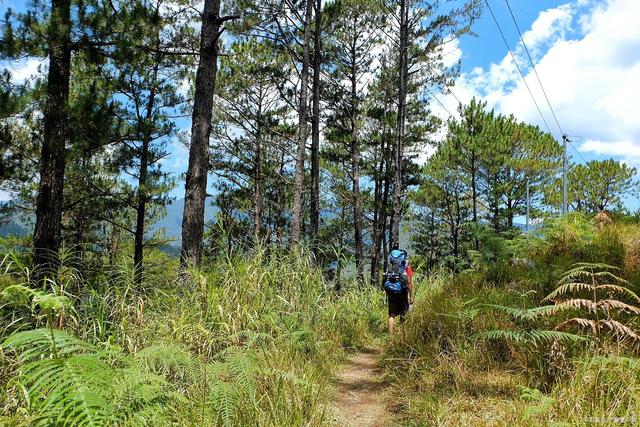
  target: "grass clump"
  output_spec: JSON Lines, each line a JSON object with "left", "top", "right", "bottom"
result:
{"left": 382, "top": 217, "right": 640, "bottom": 426}
{"left": 0, "top": 246, "right": 384, "bottom": 426}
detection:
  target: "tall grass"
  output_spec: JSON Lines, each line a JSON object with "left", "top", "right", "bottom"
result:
{"left": 0, "top": 245, "right": 385, "bottom": 426}
{"left": 381, "top": 215, "right": 640, "bottom": 426}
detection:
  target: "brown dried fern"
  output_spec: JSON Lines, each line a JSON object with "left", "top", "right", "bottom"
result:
{"left": 544, "top": 263, "right": 640, "bottom": 344}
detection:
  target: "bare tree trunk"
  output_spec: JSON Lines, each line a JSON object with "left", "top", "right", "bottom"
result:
{"left": 290, "top": 0, "right": 313, "bottom": 245}
{"left": 181, "top": 0, "right": 236, "bottom": 268}
{"left": 382, "top": 138, "right": 392, "bottom": 260}
{"left": 471, "top": 151, "right": 479, "bottom": 250}
{"left": 309, "top": 0, "right": 321, "bottom": 255}
{"left": 134, "top": 60, "right": 159, "bottom": 286}
{"left": 276, "top": 145, "right": 287, "bottom": 245}
{"left": 391, "top": 0, "right": 408, "bottom": 249}
{"left": 350, "top": 46, "right": 364, "bottom": 281}
{"left": 133, "top": 136, "right": 149, "bottom": 286}
{"left": 33, "top": 0, "right": 71, "bottom": 279}
{"left": 253, "top": 114, "right": 262, "bottom": 240}
{"left": 370, "top": 121, "right": 387, "bottom": 286}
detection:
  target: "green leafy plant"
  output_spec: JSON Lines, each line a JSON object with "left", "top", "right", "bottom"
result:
{"left": 2, "top": 329, "right": 118, "bottom": 426}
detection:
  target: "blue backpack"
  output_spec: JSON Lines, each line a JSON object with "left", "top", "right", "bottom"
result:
{"left": 383, "top": 249, "right": 409, "bottom": 293}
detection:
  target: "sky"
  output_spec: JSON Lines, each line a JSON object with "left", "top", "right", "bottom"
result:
{"left": 1, "top": 0, "right": 639, "bottom": 208}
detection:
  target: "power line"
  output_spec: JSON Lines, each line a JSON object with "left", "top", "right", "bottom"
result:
{"left": 502, "top": 0, "right": 590, "bottom": 166}
{"left": 503, "top": 0, "right": 564, "bottom": 136}
{"left": 567, "top": 138, "right": 589, "bottom": 164}
{"left": 425, "top": 86, "right": 456, "bottom": 119}
{"left": 483, "top": 0, "right": 554, "bottom": 136}
{"left": 444, "top": 86, "right": 463, "bottom": 108}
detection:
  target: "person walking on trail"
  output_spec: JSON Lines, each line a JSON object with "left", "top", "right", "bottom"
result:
{"left": 382, "top": 245, "right": 413, "bottom": 333}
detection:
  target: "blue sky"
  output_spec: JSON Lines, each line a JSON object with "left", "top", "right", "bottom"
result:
{"left": 2, "top": 0, "right": 639, "bottom": 209}
{"left": 439, "top": 0, "right": 640, "bottom": 210}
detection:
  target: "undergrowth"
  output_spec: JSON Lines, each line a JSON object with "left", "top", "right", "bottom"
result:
{"left": 0, "top": 246, "right": 385, "bottom": 426}
{"left": 382, "top": 214, "right": 640, "bottom": 426}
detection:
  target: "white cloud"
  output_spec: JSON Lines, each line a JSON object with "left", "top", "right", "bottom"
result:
{"left": 435, "top": 0, "right": 640, "bottom": 163}
{"left": 580, "top": 139, "right": 640, "bottom": 167}
{"left": 0, "top": 190, "right": 15, "bottom": 202}
{"left": 3, "top": 58, "right": 45, "bottom": 83}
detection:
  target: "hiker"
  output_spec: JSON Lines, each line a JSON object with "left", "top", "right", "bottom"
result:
{"left": 382, "top": 245, "right": 413, "bottom": 333}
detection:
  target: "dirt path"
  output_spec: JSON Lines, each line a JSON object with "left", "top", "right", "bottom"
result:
{"left": 330, "top": 347, "right": 390, "bottom": 427}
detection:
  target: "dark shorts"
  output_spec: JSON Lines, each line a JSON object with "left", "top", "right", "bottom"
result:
{"left": 386, "top": 288, "right": 409, "bottom": 317}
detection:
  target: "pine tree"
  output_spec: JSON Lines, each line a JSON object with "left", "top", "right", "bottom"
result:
{"left": 180, "top": 0, "right": 239, "bottom": 269}
{"left": 108, "top": 0, "right": 191, "bottom": 284}
{"left": 324, "top": 0, "right": 383, "bottom": 281}
{"left": 0, "top": 0, "right": 122, "bottom": 278}
{"left": 384, "top": 0, "right": 481, "bottom": 248}
{"left": 211, "top": 38, "right": 290, "bottom": 243}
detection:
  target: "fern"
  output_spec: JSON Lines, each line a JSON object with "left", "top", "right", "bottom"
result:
{"left": 136, "top": 343, "right": 200, "bottom": 384}
{"left": 3, "top": 328, "right": 94, "bottom": 361}
{"left": 474, "top": 329, "right": 586, "bottom": 346}
{"left": 479, "top": 303, "right": 572, "bottom": 321}
{"left": 205, "top": 348, "right": 259, "bottom": 426}
{"left": 2, "top": 330, "right": 118, "bottom": 426}
{"left": 543, "top": 263, "right": 640, "bottom": 343}
{"left": 519, "top": 386, "right": 555, "bottom": 422}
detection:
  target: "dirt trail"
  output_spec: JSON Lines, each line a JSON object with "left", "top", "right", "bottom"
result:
{"left": 330, "top": 347, "right": 390, "bottom": 427}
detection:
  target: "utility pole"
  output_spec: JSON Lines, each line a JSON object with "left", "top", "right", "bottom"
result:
{"left": 562, "top": 134, "right": 568, "bottom": 215}
{"left": 526, "top": 178, "right": 530, "bottom": 234}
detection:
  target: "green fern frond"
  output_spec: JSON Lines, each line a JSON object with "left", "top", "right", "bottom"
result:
{"left": 207, "top": 378, "right": 239, "bottom": 427}
{"left": 480, "top": 304, "right": 572, "bottom": 321}
{"left": 224, "top": 349, "right": 257, "bottom": 401}
{"left": 136, "top": 343, "right": 200, "bottom": 383}
{"left": 3, "top": 328, "right": 94, "bottom": 362}
{"left": 474, "top": 329, "right": 587, "bottom": 346}
{"left": 473, "top": 329, "right": 529, "bottom": 344}
{"left": 19, "top": 355, "right": 117, "bottom": 426}
{"left": 52, "top": 389, "right": 118, "bottom": 427}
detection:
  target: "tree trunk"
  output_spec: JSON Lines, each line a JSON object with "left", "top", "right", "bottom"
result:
{"left": 181, "top": 0, "right": 227, "bottom": 268}
{"left": 134, "top": 59, "right": 159, "bottom": 286}
{"left": 253, "top": 114, "right": 262, "bottom": 240}
{"left": 33, "top": 0, "right": 71, "bottom": 279}
{"left": 276, "top": 145, "right": 287, "bottom": 245}
{"left": 290, "top": 0, "right": 313, "bottom": 245}
{"left": 391, "top": 0, "right": 408, "bottom": 249}
{"left": 370, "top": 122, "right": 387, "bottom": 286}
{"left": 309, "top": 0, "right": 321, "bottom": 255}
{"left": 133, "top": 137, "right": 149, "bottom": 286}
{"left": 384, "top": 132, "right": 393, "bottom": 256}
{"left": 471, "top": 150, "right": 478, "bottom": 250}
{"left": 349, "top": 41, "right": 364, "bottom": 281}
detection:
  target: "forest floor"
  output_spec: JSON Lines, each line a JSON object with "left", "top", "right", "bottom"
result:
{"left": 330, "top": 346, "right": 391, "bottom": 427}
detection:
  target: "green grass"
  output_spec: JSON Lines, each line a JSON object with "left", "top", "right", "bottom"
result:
{"left": 0, "top": 246, "right": 385, "bottom": 426}
{"left": 2, "top": 214, "right": 640, "bottom": 426}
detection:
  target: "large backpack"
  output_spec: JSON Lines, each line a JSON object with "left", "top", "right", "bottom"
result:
{"left": 383, "top": 249, "right": 408, "bottom": 293}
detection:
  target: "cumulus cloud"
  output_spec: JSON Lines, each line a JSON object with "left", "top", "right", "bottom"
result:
{"left": 435, "top": 0, "right": 640, "bottom": 165}
{"left": 4, "top": 58, "right": 45, "bottom": 84}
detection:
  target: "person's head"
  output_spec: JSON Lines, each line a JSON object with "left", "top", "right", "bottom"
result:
{"left": 392, "top": 244, "right": 399, "bottom": 251}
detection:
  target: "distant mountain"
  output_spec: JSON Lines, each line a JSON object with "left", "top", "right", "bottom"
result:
{"left": 0, "top": 221, "right": 29, "bottom": 238}
{"left": 0, "top": 199, "right": 218, "bottom": 248}
{"left": 152, "top": 198, "right": 218, "bottom": 246}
